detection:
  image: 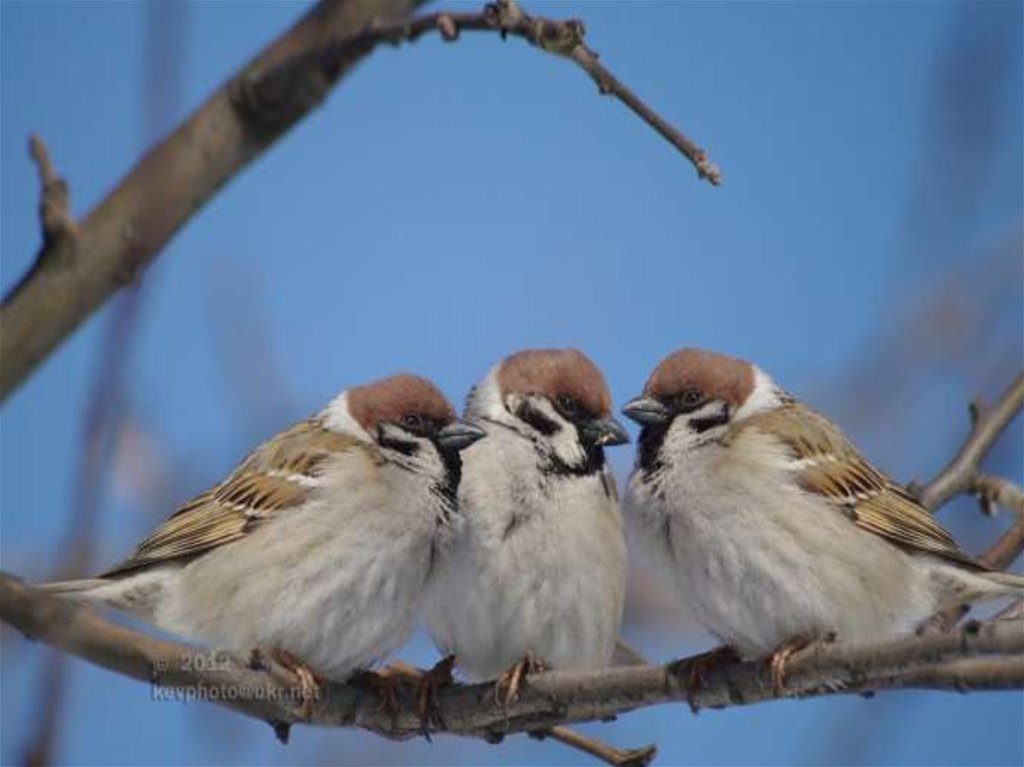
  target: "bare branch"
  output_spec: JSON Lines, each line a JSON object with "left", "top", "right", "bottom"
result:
{"left": 344, "top": 1, "right": 721, "bottom": 184}
{"left": 28, "top": 134, "right": 78, "bottom": 249}
{"left": 975, "top": 475, "right": 1024, "bottom": 518}
{"left": 2, "top": 573, "right": 1020, "bottom": 749}
{"left": 917, "top": 371, "right": 1024, "bottom": 511}
{"left": 979, "top": 517, "right": 1024, "bottom": 571}
{"left": 0, "top": 0, "right": 719, "bottom": 404}
{"left": 0, "top": 0, "right": 421, "bottom": 403}
{"left": 543, "top": 726, "right": 656, "bottom": 767}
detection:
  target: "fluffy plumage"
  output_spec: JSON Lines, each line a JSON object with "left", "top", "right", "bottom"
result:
{"left": 624, "top": 348, "right": 1023, "bottom": 658}
{"left": 44, "top": 374, "right": 482, "bottom": 679}
{"left": 426, "top": 349, "right": 629, "bottom": 679}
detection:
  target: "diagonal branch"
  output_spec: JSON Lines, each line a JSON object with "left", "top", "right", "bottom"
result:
{"left": 0, "top": 0, "right": 420, "bottom": 403}
{"left": 0, "top": 0, "right": 719, "bottom": 403}
{"left": 1, "top": 573, "right": 1020, "bottom": 747}
{"left": 917, "top": 371, "right": 1024, "bottom": 511}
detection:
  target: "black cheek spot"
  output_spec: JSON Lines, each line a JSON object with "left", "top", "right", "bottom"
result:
{"left": 637, "top": 423, "right": 669, "bottom": 472}
{"left": 379, "top": 432, "right": 419, "bottom": 456}
{"left": 518, "top": 401, "right": 560, "bottom": 436}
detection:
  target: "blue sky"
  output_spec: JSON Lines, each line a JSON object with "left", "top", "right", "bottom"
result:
{"left": 1, "top": 2, "right": 1022, "bottom": 765}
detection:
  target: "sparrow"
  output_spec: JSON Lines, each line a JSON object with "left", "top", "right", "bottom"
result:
{"left": 44, "top": 374, "right": 485, "bottom": 689}
{"left": 425, "top": 349, "right": 630, "bottom": 694}
{"left": 622, "top": 347, "right": 1024, "bottom": 668}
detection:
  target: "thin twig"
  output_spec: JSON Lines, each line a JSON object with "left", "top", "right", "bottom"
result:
{"left": 1, "top": 0, "right": 718, "bottom": 403}
{"left": 1, "top": 574, "right": 1020, "bottom": 746}
{"left": 28, "top": 135, "right": 77, "bottom": 249}
{"left": 979, "top": 517, "right": 1024, "bottom": 571}
{"left": 542, "top": 726, "right": 657, "bottom": 767}
{"left": 917, "top": 371, "right": 1024, "bottom": 511}
{"left": 975, "top": 475, "right": 1024, "bottom": 518}
{"left": 341, "top": 1, "right": 721, "bottom": 184}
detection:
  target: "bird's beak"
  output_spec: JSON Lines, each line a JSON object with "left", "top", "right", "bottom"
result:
{"left": 581, "top": 415, "right": 631, "bottom": 447}
{"left": 621, "top": 396, "right": 670, "bottom": 426}
{"left": 436, "top": 420, "right": 486, "bottom": 451}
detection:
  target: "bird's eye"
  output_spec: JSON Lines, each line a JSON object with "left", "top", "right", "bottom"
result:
{"left": 556, "top": 394, "right": 578, "bottom": 414}
{"left": 682, "top": 389, "right": 702, "bottom": 406}
{"left": 401, "top": 413, "right": 424, "bottom": 430}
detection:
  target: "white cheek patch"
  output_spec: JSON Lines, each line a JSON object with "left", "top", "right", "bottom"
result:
{"left": 688, "top": 400, "right": 727, "bottom": 424}
{"left": 735, "top": 367, "right": 780, "bottom": 420}
{"left": 321, "top": 391, "right": 372, "bottom": 441}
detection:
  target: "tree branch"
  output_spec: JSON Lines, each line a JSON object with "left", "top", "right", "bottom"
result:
{"left": 0, "top": 0, "right": 719, "bottom": 403}
{"left": 0, "top": 0, "right": 420, "bottom": 403}
{"left": 917, "top": 371, "right": 1024, "bottom": 511}
{"left": 2, "top": 574, "right": 1020, "bottom": 748}
{"left": 975, "top": 475, "right": 1024, "bottom": 518}
{"left": 343, "top": 0, "right": 722, "bottom": 184}
{"left": 28, "top": 135, "right": 77, "bottom": 249}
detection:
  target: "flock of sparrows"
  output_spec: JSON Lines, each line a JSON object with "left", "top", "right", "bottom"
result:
{"left": 46, "top": 347, "right": 1023, "bottom": 708}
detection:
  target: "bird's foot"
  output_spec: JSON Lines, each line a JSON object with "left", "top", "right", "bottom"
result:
{"left": 495, "top": 653, "right": 547, "bottom": 706}
{"left": 415, "top": 654, "right": 456, "bottom": 737}
{"left": 767, "top": 632, "right": 835, "bottom": 694}
{"left": 250, "top": 647, "right": 322, "bottom": 720}
{"left": 668, "top": 645, "right": 739, "bottom": 713}
{"left": 351, "top": 663, "right": 420, "bottom": 722}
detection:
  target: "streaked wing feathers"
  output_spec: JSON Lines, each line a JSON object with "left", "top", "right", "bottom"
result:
{"left": 737, "top": 405, "right": 976, "bottom": 567}
{"left": 102, "top": 419, "right": 362, "bottom": 576}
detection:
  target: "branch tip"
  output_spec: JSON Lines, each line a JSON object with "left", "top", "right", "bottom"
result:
{"left": 27, "top": 133, "right": 77, "bottom": 249}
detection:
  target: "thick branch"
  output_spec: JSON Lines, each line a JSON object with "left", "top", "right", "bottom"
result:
{"left": 918, "top": 371, "right": 1024, "bottom": 511}
{"left": 1, "top": 0, "right": 719, "bottom": 403}
{"left": 2, "top": 573, "right": 1020, "bottom": 746}
{"left": 0, "top": 0, "right": 420, "bottom": 403}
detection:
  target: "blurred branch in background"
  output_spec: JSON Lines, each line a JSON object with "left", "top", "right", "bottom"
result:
{"left": 3, "top": 370, "right": 1021, "bottom": 761}
{"left": 808, "top": 6, "right": 1023, "bottom": 762}
{"left": 0, "top": 0, "right": 719, "bottom": 403}
{"left": 203, "top": 256, "right": 298, "bottom": 444}
{"left": 18, "top": 5, "right": 188, "bottom": 765}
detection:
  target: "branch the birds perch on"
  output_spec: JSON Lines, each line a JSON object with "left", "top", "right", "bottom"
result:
{"left": 2, "top": 371, "right": 1021, "bottom": 764}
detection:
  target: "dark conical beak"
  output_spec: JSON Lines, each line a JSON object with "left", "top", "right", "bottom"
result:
{"left": 580, "top": 415, "right": 630, "bottom": 447}
{"left": 436, "top": 421, "right": 486, "bottom": 451}
{"left": 621, "top": 396, "right": 670, "bottom": 426}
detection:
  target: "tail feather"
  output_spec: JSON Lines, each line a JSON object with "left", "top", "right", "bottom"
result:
{"left": 931, "top": 562, "right": 1024, "bottom": 610}
{"left": 37, "top": 571, "right": 165, "bottom": 621}
{"left": 982, "top": 570, "right": 1024, "bottom": 594}
{"left": 39, "top": 578, "right": 114, "bottom": 595}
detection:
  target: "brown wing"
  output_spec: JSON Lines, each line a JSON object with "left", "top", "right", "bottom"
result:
{"left": 736, "top": 405, "right": 978, "bottom": 568}
{"left": 102, "top": 419, "right": 363, "bottom": 576}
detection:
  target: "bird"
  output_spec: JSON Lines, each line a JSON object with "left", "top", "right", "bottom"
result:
{"left": 43, "top": 374, "right": 485, "bottom": 702}
{"left": 425, "top": 348, "right": 630, "bottom": 700}
{"left": 621, "top": 347, "right": 1024, "bottom": 683}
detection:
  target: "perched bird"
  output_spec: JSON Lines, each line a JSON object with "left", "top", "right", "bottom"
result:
{"left": 45, "top": 374, "right": 484, "bottom": 692}
{"left": 425, "top": 349, "right": 630, "bottom": 695}
{"left": 622, "top": 348, "right": 1023, "bottom": 672}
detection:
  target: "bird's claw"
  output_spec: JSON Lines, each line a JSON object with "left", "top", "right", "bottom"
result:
{"left": 351, "top": 665, "right": 416, "bottom": 723}
{"left": 767, "top": 632, "right": 835, "bottom": 694}
{"left": 668, "top": 645, "right": 739, "bottom": 713}
{"left": 252, "top": 647, "right": 321, "bottom": 720}
{"left": 495, "top": 653, "right": 547, "bottom": 706}
{"left": 415, "top": 654, "right": 455, "bottom": 737}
